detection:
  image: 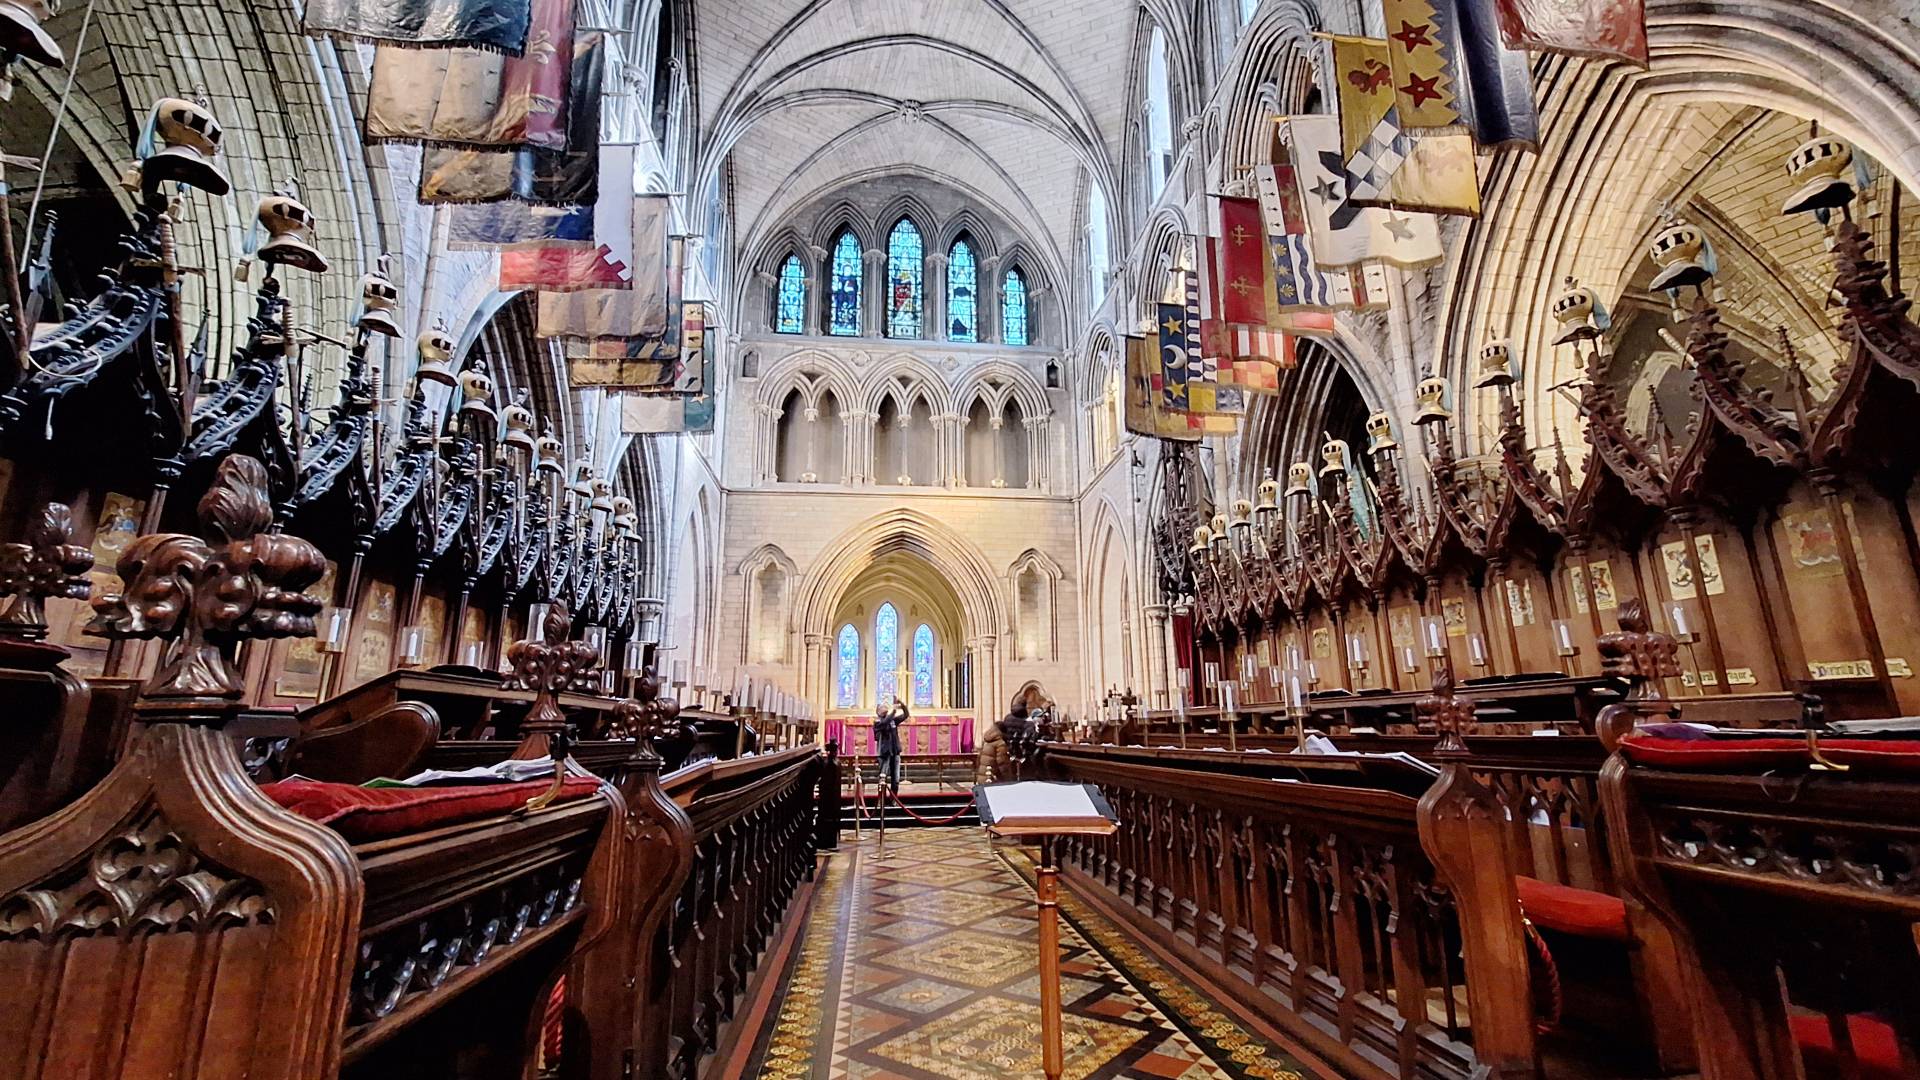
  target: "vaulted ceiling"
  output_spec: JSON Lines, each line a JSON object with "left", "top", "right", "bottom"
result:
{"left": 690, "top": 0, "right": 1145, "bottom": 287}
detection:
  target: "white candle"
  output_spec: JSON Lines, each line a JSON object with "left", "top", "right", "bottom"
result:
{"left": 527, "top": 603, "right": 552, "bottom": 643}
{"left": 1554, "top": 619, "right": 1577, "bottom": 655}
{"left": 1468, "top": 634, "right": 1489, "bottom": 668}
{"left": 1422, "top": 616, "right": 1446, "bottom": 658}
{"left": 1668, "top": 602, "right": 1693, "bottom": 640}
{"left": 1402, "top": 646, "right": 1418, "bottom": 674}
{"left": 1219, "top": 681, "right": 1238, "bottom": 713}
{"left": 1285, "top": 671, "right": 1305, "bottom": 709}
{"left": 1346, "top": 633, "right": 1369, "bottom": 668}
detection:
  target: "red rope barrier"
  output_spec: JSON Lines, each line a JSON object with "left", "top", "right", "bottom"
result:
{"left": 884, "top": 788, "right": 979, "bottom": 826}
{"left": 1522, "top": 919, "right": 1564, "bottom": 1033}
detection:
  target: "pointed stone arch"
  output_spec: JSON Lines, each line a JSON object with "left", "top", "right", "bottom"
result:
{"left": 792, "top": 509, "right": 1009, "bottom": 729}
{"left": 1006, "top": 548, "right": 1066, "bottom": 663}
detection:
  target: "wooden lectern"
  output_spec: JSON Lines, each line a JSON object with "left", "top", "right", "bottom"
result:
{"left": 976, "top": 781, "right": 1119, "bottom": 1080}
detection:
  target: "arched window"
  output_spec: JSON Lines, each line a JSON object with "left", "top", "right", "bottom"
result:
{"left": 775, "top": 254, "right": 805, "bottom": 334}
{"left": 1086, "top": 183, "right": 1110, "bottom": 316}
{"left": 911, "top": 624, "right": 935, "bottom": 707}
{"left": 1145, "top": 27, "right": 1174, "bottom": 196}
{"left": 829, "top": 230, "right": 862, "bottom": 336}
{"left": 874, "top": 602, "right": 900, "bottom": 703}
{"left": 834, "top": 623, "right": 860, "bottom": 708}
{"left": 947, "top": 237, "right": 978, "bottom": 342}
{"left": 886, "top": 219, "right": 924, "bottom": 338}
{"left": 1240, "top": 0, "right": 1260, "bottom": 23}
{"left": 1003, "top": 267, "right": 1030, "bottom": 346}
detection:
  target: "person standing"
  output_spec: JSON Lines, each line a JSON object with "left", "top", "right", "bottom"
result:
{"left": 874, "top": 695, "right": 907, "bottom": 791}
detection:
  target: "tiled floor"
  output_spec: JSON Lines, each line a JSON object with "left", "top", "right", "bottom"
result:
{"left": 748, "top": 828, "right": 1323, "bottom": 1080}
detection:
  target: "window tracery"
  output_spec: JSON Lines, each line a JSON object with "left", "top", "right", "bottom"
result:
{"left": 1003, "top": 267, "right": 1029, "bottom": 346}
{"left": 874, "top": 602, "right": 900, "bottom": 703}
{"left": 776, "top": 254, "right": 805, "bottom": 334}
{"left": 835, "top": 623, "right": 860, "bottom": 708}
{"left": 886, "top": 219, "right": 924, "bottom": 339}
{"left": 830, "top": 231, "right": 862, "bottom": 336}
{"left": 911, "top": 624, "right": 935, "bottom": 707}
{"left": 948, "top": 238, "right": 978, "bottom": 342}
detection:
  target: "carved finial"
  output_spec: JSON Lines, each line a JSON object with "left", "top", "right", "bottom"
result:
{"left": 0, "top": 503, "right": 95, "bottom": 640}
{"left": 1417, "top": 662, "right": 1476, "bottom": 754}
{"left": 1593, "top": 597, "right": 1682, "bottom": 749}
{"left": 506, "top": 602, "right": 601, "bottom": 745}
{"left": 86, "top": 456, "right": 325, "bottom": 713}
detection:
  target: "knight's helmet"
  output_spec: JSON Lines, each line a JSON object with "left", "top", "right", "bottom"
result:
{"left": 1551, "top": 278, "right": 1611, "bottom": 346}
{"left": 1413, "top": 377, "right": 1452, "bottom": 426}
{"left": 500, "top": 392, "right": 537, "bottom": 455}
{"left": 1475, "top": 340, "right": 1516, "bottom": 389}
{"left": 590, "top": 475, "right": 616, "bottom": 517}
{"left": 1285, "top": 462, "right": 1313, "bottom": 499}
{"left": 141, "top": 97, "right": 229, "bottom": 195}
{"left": 356, "top": 255, "right": 402, "bottom": 338}
{"left": 612, "top": 496, "right": 637, "bottom": 539}
{"left": 1366, "top": 411, "right": 1398, "bottom": 454}
{"left": 256, "top": 192, "right": 327, "bottom": 273}
{"left": 0, "top": 0, "right": 63, "bottom": 70}
{"left": 534, "top": 426, "right": 564, "bottom": 479}
{"left": 1647, "top": 219, "right": 1715, "bottom": 293}
{"left": 457, "top": 360, "right": 496, "bottom": 426}
{"left": 414, "top": 323, "right": 458, "bottom": 388}
{"left": 1783, "top": 134, "right": 1857, "bottom": 216}
{"left": 1319, "top": 436, "right": 1350, "bottom": 479}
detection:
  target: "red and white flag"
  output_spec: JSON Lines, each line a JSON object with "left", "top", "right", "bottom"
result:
{"left": 1493, "top": 0, "right": 1648, "bottom": 66}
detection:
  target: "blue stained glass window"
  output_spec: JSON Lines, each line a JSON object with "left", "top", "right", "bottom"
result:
{"left": 947, "top": 239, "right": 977, "bottom": 342}
{"left": 911, "top": 624, "right": 935, "bottom": 707}
{"left": 775, "top": 254, "right": 805, "bottom": 334}
{"left": 874, "top": 602, "right": 899, "bottom": 704}
{"left": 886, "top": 219, "right": 923, "bottom": 339}
{"left": 1003, "top": 267, "right": 1030, "bottom": 346}
{"left": 829, "top": 231, "right": 862, "bottom": 336}
{"left": 835, "top": 624, "right": 860, "bottom": 708}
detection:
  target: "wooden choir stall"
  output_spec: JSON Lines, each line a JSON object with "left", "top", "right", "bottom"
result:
{"left": 1060, "top": 150, "right": 1920, "bottom": 1080}
{"left": 0, "top": 100, "right": 831, "bottom": 1080}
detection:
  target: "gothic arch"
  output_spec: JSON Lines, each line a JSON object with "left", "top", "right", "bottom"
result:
{"left": 954, "top": 360, "right": 1051, "bottom": 420}
{"left": 792, "top": 509, "right": 1010, "bottom": 726}
{"left": 738, "top": 543, "right": 800, "bottom": 665}
{"left": 859, "top": 354, "right": 957, "bottom": 417}
{"left": 937, "top": 209, "right": 1001, "bottom": 261}
{"left": 1006, "top": 548, "right": 1066, "bottom": 663}
{"left": 1437, "top": 4, "right": 1920, "bottom": 453}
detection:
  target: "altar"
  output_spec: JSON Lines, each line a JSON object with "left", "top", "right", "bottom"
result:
{"left": 827, "top": 714, "right": 976, "bottom": 757}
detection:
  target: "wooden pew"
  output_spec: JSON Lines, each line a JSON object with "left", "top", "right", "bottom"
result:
{"left": 0, "top": 457, "right": 632, "bottom": 1080}
{"left": 651, "top": 746, "right": 826, "bottom": 1079}
{"left": 1042, "top": 742, "right": 1536, "bottom": 1080}
{"left": 1603, "top": 731, "right": 1920, "bottom": 1080}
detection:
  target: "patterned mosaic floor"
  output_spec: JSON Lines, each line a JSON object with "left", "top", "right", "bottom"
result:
{"left": 748, "top": 828, "right": 1324, "bottom": 1080}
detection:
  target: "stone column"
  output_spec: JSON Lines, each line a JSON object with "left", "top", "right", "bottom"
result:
{"left": 863, "top": 248, "right": 887, "bottom": 337}
{"left": 981, "top": 254, "right": 1002, "bottom": 344}
{"left": 926, "top": 251, "right": 948, "bottom": 342}
{"left": 807, "top": 244, "right": 829, "bottom": 335}
{"left": 802, "top": 632, "right": 827, "bottom": 713}
{"left": 989, "top": 413, "right": 1006, "bottom": 488}
{"left": 1024, "top": 414, "right": 1047, "bottom": 491}
{"left": 755, "top": 269, "right": 779, "bottom": 332}
{"left": 1144, "top": 603, "right": 1170, "bottom": 709}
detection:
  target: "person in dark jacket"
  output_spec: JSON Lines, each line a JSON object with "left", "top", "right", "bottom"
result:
{"left": 874, "top": 696, "right": 907, "bottom": 791}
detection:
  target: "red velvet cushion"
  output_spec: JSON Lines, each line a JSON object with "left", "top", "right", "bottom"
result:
{"left": 1514, "top": 875, "right": 1630, "bottom": 942}
{"left": 1823, "top": 740, "right": 1920, "bottom": 774}
{"left": 262, "top": 777, "right": 602, "bottom": 842}
{"left": 1791, "top": 1013, "right": 1906, "bottom": 1080}
{"left": 1621, "top": 735, "right": 1920, "bottom": 774}
{"left": 1618, "top": 735, "right": 1810, "bottom": 770}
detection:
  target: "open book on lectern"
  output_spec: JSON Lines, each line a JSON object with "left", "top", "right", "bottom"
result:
{"left": 974, "top": 781, "right": 1118, "bottom": 833}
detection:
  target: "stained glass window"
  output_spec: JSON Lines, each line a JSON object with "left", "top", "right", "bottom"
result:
{"left": 947, "top": 238, "right": 977, "bottom": 342}
{"left": 835, "top": 624, "right": 860, "bottom": 708}
{"left": 886, "top": 219, "right": 923, "bottom": 339}
{"left": 911, "top": 624, "right": 935, "bottom": 707}
{"left": 1003, "top": 267, "right": 1029, "bottom": 346}
{"left": 775, "top": 254, "right": 805, "bottom": 334}
{"left": 829, "top": 230, "right": 862, "bottom": 336}
{"left": 874, "top": 602, "right": 899, "bottom": 704}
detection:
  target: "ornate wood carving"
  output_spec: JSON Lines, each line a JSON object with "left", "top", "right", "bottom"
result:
{"left": 1593, "top": 597, "right": 1681, "bottom": 750}
{"left": 86, "top": 454, "right": 325, "bottom": 712}
{"left": 0, "top": 503, "right": 93, "bottom": 639}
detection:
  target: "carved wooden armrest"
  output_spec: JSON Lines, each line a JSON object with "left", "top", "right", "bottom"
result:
{"left": 283, "top": 700, "right": 441, "bottom": 784}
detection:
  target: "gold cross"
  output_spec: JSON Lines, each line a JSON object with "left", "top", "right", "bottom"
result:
{"left": 1228, "top": 277, "right": 1256, "bottom": 297}
{"left": 1230, "top": 225, "right": 1251, "bottom": 246}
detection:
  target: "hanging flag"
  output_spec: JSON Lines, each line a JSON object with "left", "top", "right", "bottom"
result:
{"left": 498, "top": 145, "right": 637, "bottom": 291}
{"left": 1182, "top": 268, "right": 1245, "bottom": 419}
{"left": 1348, "top": 263, "right": 1392, "bottom": 310}
{"left": 304, "top": 0, "right": 533, "bottom": 53}
{"left": 1256, "top": 153, "right": 1343, "bottom": 311}
{"left": 1285, "top": 115, "right": 1444, "bottom": 268}
{"left": 1379, "top": 0, "right": 1539, "bottom": 148}
{"left": 1331, "top": 31, "right": 1482, "bottom": 214}
{"left": 448, "top": 202, "right": 593, "bottom": 249}
{"left": 1493, "top": 0, "right": 1647, "bottom": 65}
{"left": 537, "top": 205, "right": 672, "bottom": 344}
{"left": 1124, "top": 335, "right": 1203, "bottom": 441}
{"left": 419, "top": 34, "right": 604, "bottom": 205}
{"left": 1216, "top": 195, "right": 1273, "bottom": 327}
{"left": 366, "top": 0, "right": 570, "bottom": 149}
{"left": 619, "top": 336, "right": 715, "bottom": 434}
